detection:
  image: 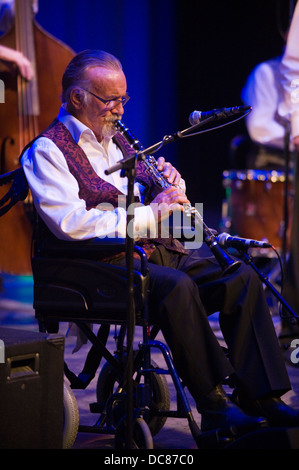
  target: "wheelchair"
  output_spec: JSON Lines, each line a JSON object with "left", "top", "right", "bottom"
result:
{"left": 0, "top": 167, "right": 205, "bottom": 449}
{"left": 33, "top": 233, "right": 205, "bottom": 449}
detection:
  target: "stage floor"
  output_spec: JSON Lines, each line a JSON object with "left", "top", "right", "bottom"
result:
{"left": 0, "top": 273, "right": 299, "bottom": 450}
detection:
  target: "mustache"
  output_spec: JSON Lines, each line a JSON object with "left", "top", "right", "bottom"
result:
{"left": 104, "top": 115, "right": 122, "bottom": 124}
{"left": 102, "top": 115, "right": 122, "bottom": 138}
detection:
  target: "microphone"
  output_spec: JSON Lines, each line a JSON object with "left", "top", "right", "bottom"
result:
{"left": 216, "top": 232, "right": 272, "bottom": 249}
{"left": 189, "top": 105, "right": 251, "bottom": 125}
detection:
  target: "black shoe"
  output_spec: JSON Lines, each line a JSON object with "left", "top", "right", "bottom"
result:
{"left": 253, "top": 397, "right": 299, "bottom": 428}
{"left": 197, "top": 385, "right": 268, "bottom": 436}
{"left": 233, "top": 390, "right": 299, "bottom": 428}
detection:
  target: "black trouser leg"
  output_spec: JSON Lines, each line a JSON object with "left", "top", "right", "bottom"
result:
{"left": 146, "top": 262, "right": 234, "bottom": 402}
{"left": 181, "top": 247, "right": 291, "bottom": 399}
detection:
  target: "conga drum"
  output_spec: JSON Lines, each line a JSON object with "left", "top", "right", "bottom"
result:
{"left": 222, "top": 169, "right": 293, "bottom": 251}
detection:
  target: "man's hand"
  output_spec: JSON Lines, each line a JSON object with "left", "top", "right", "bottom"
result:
{"left": 0, "top": 45, "right": 34, "bottom": 80}
{"left": 151, "top": 186, "right": 190, "bottom": 222}
{"left": 156, "top": 156, "right": 182, "bottom": 186}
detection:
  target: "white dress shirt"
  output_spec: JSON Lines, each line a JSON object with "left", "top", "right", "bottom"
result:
{"left": 242, "top": 57, "right": 289, "bottom": 150}
{"left": 278, "top": 1, "right": 299, "bottom": 140}
{"left": 21, "top": 106, "right": 157, "bottom": 241}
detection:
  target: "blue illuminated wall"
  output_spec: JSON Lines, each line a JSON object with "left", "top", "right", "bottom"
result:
{"left": 36, "top": 0, "right": 179, "bottom": 164}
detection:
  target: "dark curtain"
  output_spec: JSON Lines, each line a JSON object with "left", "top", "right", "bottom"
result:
{"left": 36, "top": 0, "right": 179, "bottom": 164}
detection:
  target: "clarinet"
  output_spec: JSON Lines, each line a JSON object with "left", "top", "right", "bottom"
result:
{"left": 115, "top": 120, "right": 241, "bottom": 274}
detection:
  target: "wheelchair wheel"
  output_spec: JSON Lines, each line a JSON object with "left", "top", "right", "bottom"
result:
{"left": 63, "top": 381, "right": 79, "bottom": 449}
{"left": 115, "top": 417, "right": 154, "bottom": 449}
{"left": 96, "top": 359, "right": 170, "bottom": 436}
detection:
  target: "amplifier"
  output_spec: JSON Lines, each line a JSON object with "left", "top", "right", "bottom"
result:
{"left": 0, "top": 327, "right": 64, "bottom": 449}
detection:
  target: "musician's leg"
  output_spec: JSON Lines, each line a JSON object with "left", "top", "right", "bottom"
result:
{"left": 180, "top": 245, "right": 291, "bottom": 399}
{"left": 146, "top": 261, "right": 234, "bottom": 402}
{"left": 110, "top": 250, "right": 233, "bottom": 400}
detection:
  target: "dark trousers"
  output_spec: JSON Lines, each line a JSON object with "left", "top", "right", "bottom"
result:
{"left": 114, "top": 243, "right": 291, "bottom": 405}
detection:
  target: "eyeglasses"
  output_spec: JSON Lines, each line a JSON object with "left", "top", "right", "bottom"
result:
{"left": 81, "top": 88, "right": 130, "bottom": 109}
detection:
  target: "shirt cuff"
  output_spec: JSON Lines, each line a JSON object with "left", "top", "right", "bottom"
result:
{"left": 133, "top": 204, "right": 157, "bottom": 239}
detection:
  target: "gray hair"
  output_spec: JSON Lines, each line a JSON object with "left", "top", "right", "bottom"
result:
{"left": 61, "top": 49, "right": 123, "bottom": 104}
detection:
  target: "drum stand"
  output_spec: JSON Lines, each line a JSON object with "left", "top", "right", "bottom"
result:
{"left": 253, "top": 127, "right": 293, "bottom": 318}
{"left": 282, "top": 128, "right": 291, "bottom": 269}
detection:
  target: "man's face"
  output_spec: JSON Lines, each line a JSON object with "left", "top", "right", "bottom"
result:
{"left": 76, "top": 66, "right": 128, "bottom": 141}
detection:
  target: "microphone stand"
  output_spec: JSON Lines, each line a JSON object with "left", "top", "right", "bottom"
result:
{"left": 104, "top": 112, "right": 252, "bottom": 446}
{"left": 106, "top": 109, "right": 252, "bottom": 176}
{"left": 237, "top": 247, "right": 299, "bottom": 324}
{"left": 282, "top": 127, "right": 291, "bottom": 269}
{"left": 105, "top": 118, "right": 216, "bottom": 176}
{"left": 109, "top": 153, "right": 138, "bottom": 449}
{"left": 105, "top": 120, "right": 209, "bottom": 448}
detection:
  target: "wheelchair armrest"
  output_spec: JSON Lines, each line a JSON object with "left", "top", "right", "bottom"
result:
{"left": 0, "top": 168, "right": 29, "bottom": 217}
{"left": 36, "top": 236, "right": 126, "bottom": 255}
{"left": 35, "top": 237, "right": 148, "bottom": 276}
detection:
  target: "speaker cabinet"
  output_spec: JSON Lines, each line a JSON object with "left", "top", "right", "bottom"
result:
{"left": 0, "top": 327, "right": 64, "bottom": 449}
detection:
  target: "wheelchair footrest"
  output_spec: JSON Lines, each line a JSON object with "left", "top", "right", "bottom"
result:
{"left": 195, "top": 428, "right": 235, "bottom": 449}
{"left": 78, "top": 424, "right": 114, "bottom": 435}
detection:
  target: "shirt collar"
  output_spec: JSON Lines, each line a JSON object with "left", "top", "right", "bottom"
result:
{"left": 57, "top": 104, "right": 97, "bottom": 144}
{"left": 57, "top": 105, "right": 115, "bottom": 154}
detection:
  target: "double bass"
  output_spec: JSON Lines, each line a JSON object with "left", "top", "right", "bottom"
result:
{"left": 0, "top": 0, "right": 74, "bottom": 274}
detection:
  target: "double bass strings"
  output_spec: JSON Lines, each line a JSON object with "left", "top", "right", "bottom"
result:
{"left": 15, "top": 0, "right": 39, "bottom": 152}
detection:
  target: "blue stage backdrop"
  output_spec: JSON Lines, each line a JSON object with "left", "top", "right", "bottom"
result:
{"left": 36, "top": 0, "right": 179, "bottom": 165}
